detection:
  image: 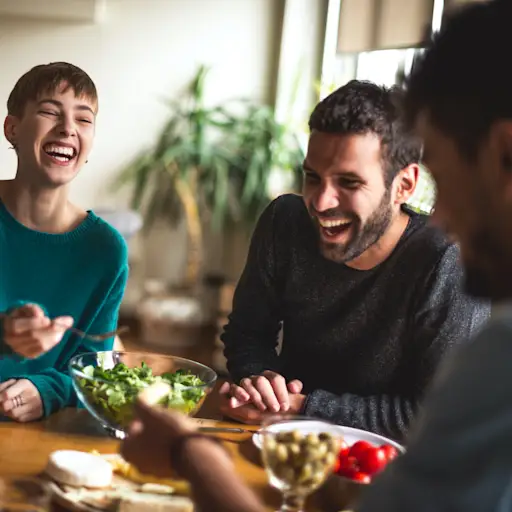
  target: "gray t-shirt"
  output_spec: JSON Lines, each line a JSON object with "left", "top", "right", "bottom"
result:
{"left": 358, "top": 307, "right": 512, "bottom": 511}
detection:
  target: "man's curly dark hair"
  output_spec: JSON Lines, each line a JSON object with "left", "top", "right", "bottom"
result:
{"left": 309, "top": 80, "right": 422, "bottom": 186}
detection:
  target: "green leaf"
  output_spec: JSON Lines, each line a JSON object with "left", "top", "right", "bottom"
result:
{"left": 211, "top": 157, "right": 229, "bottom": 231}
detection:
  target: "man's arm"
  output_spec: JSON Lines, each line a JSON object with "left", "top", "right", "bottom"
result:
{"left": 121, "top": 398, "right": 265, "bottom": 512}
{"left": 357, "top": 316, "right": 512, "bottom": 512}
{"left": 179, "top": 438, "right": 265, "bottom": 512}
{"left": 303, "top": 245, "right": 490, "bottom": 440}
{"left": 222, "top": 199, "right": 287, "bottom": 383}
{"left": 302, "top": 390, "right": 414, "bottom": 440}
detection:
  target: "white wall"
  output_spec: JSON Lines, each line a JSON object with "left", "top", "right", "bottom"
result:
{"left": 0, "top": 0, "right": 283, "bottom": 284}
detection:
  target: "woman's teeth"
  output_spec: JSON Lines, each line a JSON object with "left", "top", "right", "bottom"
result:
{"left": 43, "top": 144, "right": 76, "bottom": 162}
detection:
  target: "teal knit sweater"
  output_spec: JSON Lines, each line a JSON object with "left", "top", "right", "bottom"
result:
{"left": 0, "top": 201, "right": 129, "bottom": 417}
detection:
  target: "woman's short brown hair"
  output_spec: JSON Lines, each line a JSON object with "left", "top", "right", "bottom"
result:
{"left": 7, "top": 62, "right": 98, "bottom": 117}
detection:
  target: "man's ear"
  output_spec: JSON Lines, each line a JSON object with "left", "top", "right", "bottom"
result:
{"left": 4, "top": 115, "right": 19, "bottom": 149}
{"left": 393, "top": 163, "right": 419, "bottom": 204}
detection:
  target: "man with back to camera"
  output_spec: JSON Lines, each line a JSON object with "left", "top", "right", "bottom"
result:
{"left": 357, "top": 0, "right": 512, "bottom": 509}
{"left": 218, "top": 80, "right": 490, "bottom": 440}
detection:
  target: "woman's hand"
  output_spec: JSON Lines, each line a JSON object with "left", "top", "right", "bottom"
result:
{"left": 0, "top": 379, "right": 44, "bottom": 422}
{"left": 2, "top": 303, "right": 73, "bottom": 358}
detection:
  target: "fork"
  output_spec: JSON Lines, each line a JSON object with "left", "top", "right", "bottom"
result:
{"left": 66, "top": 324, "right": 129, "bottom": 342}
{"left": 0, "top": 312, "right": 129, "bottom": 342}
{"left": 198, "top": 426, "right": 255, "bottom": 434}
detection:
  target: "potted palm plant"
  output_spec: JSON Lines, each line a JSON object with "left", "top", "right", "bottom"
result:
{"left": 114, "top": 65, "right": 304, "bottom": 286}
{"left": 113, "top": 65, "right": 304, "bottom": 347}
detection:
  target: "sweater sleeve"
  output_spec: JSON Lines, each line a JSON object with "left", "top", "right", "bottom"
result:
{"left": 222, "top": 200, "right": 286, "bottom": 383}
{"left": 14, "top": 265, "right": 129, "bottom": 417}
{"left": 303, "top": 245, "right": 490, "bottom": 440}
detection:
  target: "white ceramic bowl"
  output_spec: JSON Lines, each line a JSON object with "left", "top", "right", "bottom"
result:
{"left": 253, "top": 420, "right": 404, "bottom": 511}
{"left": 253, "top": 420, "right": 404, "bottom": 453}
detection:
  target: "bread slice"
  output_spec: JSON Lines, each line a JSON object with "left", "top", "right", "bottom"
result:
{"left": 116, "top": 493, "right": 194, "bottom": 512}
{"left": 57, "top": 485, "right": 194, "bottom": 511}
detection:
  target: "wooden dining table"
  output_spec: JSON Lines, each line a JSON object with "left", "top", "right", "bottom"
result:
{"left": 0, "top": 408, "right": 341, "bottom": 511}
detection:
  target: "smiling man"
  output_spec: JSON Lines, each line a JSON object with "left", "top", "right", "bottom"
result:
{"left": 220, "top": 80, "right": 489, "bottom": 440}
{"left": 0, "top": 62, "right": 128, "bottom": 422}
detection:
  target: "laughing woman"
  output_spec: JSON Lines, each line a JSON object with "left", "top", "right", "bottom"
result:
{"left": 0, "top": 62, "right": 128, "bottom": 422}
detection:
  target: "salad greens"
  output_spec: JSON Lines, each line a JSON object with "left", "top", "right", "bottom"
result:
{"left": 75, "top": 361, "right": 207, "bottom": 427}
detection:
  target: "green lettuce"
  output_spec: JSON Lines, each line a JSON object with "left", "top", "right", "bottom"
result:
{"left": 75, "top": 361, "right": 206, "bottom": 428}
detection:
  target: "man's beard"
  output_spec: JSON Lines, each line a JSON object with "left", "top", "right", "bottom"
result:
{"left": 315, "top": 189, "right": 393, "bottom": 264}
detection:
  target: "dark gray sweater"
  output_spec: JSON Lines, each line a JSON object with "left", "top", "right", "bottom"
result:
{"left": 222, "top": 194, "right": 490, "bottom": 441}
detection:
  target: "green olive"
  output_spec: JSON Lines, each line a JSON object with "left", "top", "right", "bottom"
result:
{"left": 298, "top": 463, "right": 313, "bottom": 483}
{"left": 315, "top": 442, "right": 329, "bottom": 458}
{"left": 304, "top": 433, "right": 320, "bottom": 446}
{"left": 276, "top": 430, "right": 300, "bottom": 443}
{"left": 265, "top": 436, "right": 277, "bottom": 452}
{"left": 291, "top": 429, "right": 302, "bottom": 443}
{"left": 276, "top": 443, "right": 289, "bottom": 463}
{"left": 324, "top": 452, "right": 337, "bottom": 468}
{"left": 288, "top": 443, "right": 301, "bottom": 456}
{"left": 311, "top": 460, "right": 325, "bottom": 474}
{"left": 311, "top": 472, "right": 325, "bottom": 486}
{"left": 307, "top": 446, "right": 321, "bottom": 462}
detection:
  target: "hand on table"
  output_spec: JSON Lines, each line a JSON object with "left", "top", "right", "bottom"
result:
{"left": 2, "top": 303, "right": 73, "bottom": 358}
{"left": 0, "top": 379, "right": 43, "bottom": 422}
{"left": 121, "top": 398, "right": 197, "bottom": 477}
{"left": 219, "top": 371, "right": 306, "bottom": 424}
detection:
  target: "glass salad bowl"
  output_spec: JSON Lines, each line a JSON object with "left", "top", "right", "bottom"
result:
{"left": 69, "top": 351, "right": 217, "bottom": 439}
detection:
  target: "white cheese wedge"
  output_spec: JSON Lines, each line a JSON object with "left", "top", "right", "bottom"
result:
{"left": 138, "top": 382, "right": 172, "bottom": 406}
{"left": 45, "top": 450, "right": 113, "bottom": 488}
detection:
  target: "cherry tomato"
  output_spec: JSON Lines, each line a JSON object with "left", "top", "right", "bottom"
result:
{"left": 348, "top": 440, "right": 374, "bottom": 460}
{"left": 339, "top": 445, "right": 350, "bottom": 459}
{"left": 358, "top": 446, "right": 387, "bottom": 475}
{"left": 380, "top": 444, "right": 399, "bottom": 462}
{"left": 337, "top": 455, "right": 359, "bottom": 478}
{"left": 352, "top": 471, "right": 371, "bottom": 484}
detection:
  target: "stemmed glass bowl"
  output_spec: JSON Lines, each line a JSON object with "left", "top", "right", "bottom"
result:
{"left": 260, "top": 415, "right": 343, "bottom": 512}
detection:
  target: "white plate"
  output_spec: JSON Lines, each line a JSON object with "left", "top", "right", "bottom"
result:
{"left": 252, "top": 420, "right": 405, "bottom": 453}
